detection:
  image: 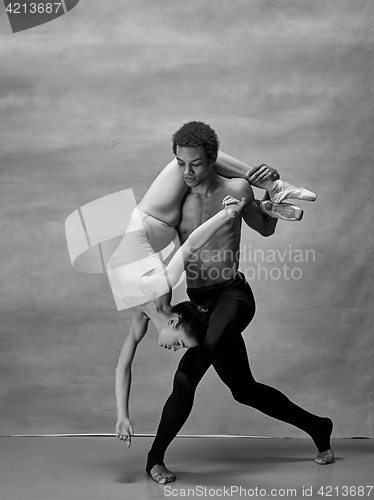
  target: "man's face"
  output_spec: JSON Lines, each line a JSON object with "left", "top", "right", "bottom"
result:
{"left": 176, "top": 146, "right": 214, "bottom": 187}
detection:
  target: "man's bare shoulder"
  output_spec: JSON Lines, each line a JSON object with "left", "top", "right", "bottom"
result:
{"left": 220, "top": 177, "right": 254, "bottom": 201}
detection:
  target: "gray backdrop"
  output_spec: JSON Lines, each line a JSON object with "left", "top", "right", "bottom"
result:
{"left": 1, "top": 0, "right": 373, "bottom": 438}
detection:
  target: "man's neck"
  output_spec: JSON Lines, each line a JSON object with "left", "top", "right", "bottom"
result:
{"left": 190, "top": 171, "right": 223, "bottom": 197}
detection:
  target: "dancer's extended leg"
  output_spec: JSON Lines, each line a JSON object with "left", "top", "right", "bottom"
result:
{"left": 213, "top": 335, "right": 334, "bottom": 463}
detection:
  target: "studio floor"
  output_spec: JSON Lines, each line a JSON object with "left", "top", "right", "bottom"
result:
{"left": 0, "top": 436, "right": 373, "bottom": 500}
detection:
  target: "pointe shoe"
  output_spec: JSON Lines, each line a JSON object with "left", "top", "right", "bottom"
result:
{"left": 264, "top": 179, "right": 317, "bottom": 204}
{"left": 260, "top": 200, "right": 304, "bottom": 221}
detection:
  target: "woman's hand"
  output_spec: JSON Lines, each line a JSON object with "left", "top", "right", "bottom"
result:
{"left": 116, "top": 418, "right": 134, "bottom": 448}
{"left": 246, "top": 164, "right": 279, "bottom": 189}
{"left": 222, "top": 196, "right": 246, "bottom": 218}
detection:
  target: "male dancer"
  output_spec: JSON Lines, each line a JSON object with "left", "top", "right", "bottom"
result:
{"left": 146, "top": 121, "right": 334, "bottom": 484}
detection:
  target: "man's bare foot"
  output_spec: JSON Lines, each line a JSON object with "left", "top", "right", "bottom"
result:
{"left": 311, "top": 417, "right": 333, "bottom": 457}
{"left": 315, "top": 448, "right": 335, "bottom": 465}
{"left": 148, "top": 464, "right": 176, "bottom": 484}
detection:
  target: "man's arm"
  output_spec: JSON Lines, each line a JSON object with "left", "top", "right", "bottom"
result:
{"left": 241, "top": 182, "right": 278, "bottom": 237}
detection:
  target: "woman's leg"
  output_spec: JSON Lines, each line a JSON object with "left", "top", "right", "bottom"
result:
{"left": 215, "top": 150, "right": 253, "bottom": 178}
{"left": 138, "top": 152, "right": 254, "bottom": 226}
{"left": 138, "top": 159, "right": 188, "bottom": 227}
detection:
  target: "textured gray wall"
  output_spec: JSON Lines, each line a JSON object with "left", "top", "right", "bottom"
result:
{"left": 0, "top": 0, "right": 373, "bottom": 438}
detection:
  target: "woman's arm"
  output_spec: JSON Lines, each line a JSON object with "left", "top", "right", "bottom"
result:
{"left": 115, "top": 314, "right": 149, "bottom": 447}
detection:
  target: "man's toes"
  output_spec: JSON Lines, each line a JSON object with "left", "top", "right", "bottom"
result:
{"left": 151, "top": 472, "right": 166, "bottom": 484}
{"left": 162, "top": 471, "right": 176, "bottom": 483}
{"left": 150, "top": 470, "right": 165, "bottom": 484}
{"left": 315, "top": 449, "right": 335, "bottom": 465}
{"left": 149, "top": 465, "right": 176, "bottom": 484}
{"left": 156, "top": 475, "right": 167, "bottom": 484}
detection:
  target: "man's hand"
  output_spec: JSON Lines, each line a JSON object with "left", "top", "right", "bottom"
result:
{"left": 222, "top": 196, "right": 246, "bottom": 218}
{"left": 246, "top": 164, "right": 279, "bottom": 189}
{"left": 116, "top": 418, "right": 134, "bottom": 448}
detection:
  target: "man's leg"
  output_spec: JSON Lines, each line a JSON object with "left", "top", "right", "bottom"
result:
{"left": 146, "top": 346, "right": 212, "bottom": 484}
{"left": 213, "top": 334, "right": 334, "bottom": 463}
{"left": 146, "top": 291, "right": 255, "bottom": 483}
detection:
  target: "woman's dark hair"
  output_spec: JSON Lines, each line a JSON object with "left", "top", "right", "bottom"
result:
{"left": 172, "top": 121, "right": 220, "bottom": 164}
{"left": 171, "top": 301, "right": 209, "bottom": 345}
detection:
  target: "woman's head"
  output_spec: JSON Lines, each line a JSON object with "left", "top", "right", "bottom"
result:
{"left": 158, "top": 301, "right": 208, "bottom": 351}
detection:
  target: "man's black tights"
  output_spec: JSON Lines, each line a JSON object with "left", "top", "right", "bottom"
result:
{"left": 146, "top": 279, "right": 331, "bottom": 472}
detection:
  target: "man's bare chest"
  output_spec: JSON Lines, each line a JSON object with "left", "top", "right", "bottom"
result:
{"left": 177, "top": 191, "right": 237, "bottom": 244}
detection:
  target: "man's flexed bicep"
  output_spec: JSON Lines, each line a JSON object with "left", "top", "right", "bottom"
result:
{"left": 241, "top": 184, "right": 278, "bottom": 237}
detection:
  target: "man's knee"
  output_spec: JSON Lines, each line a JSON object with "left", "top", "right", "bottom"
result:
{"left": 231, "top": 381, "right": 261, "bottom": 407}
{"left": 172, "top": 369, "right": 198, "bottom": 395}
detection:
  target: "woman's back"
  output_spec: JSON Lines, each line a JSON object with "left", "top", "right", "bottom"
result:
{"left": 106, "top": 209, "right": 179, "bottom": 309}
